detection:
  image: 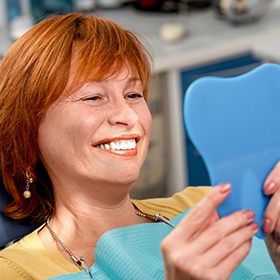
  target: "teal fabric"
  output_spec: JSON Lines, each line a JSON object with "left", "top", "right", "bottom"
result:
{"left": 48, "top": 209, "right": 279, "bottom": 280}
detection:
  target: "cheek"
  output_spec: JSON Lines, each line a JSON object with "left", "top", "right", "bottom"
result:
{"left": 37, "top": 109, "right": 86, "bottom": 162}
{"left": 141, "top": 106, "right": 152, "bottom": 135}
{"left": 38, "top": 117, "right": 68, "bottom": 164}
{"left": 39, "top": 116, "right": 96, "bottom": 152}
{"left": 38, "top": 120, "right": 90, "bottom": 174}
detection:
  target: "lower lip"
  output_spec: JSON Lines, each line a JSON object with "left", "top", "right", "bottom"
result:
{"left": 98, "top": 148, "right": 137, "bottom": 157}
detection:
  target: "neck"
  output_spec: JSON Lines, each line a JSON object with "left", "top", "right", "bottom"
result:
{"left": 39, "top": 193, "right": 142, "bottom": 267}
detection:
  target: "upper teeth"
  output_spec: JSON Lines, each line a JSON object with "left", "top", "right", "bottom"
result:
{"left": 96, "top": 140, "right": 136, "bottom": 150}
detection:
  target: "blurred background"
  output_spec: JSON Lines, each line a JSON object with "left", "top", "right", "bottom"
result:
{"left": 0, "top": 0, "right": 279, "bottom": 199}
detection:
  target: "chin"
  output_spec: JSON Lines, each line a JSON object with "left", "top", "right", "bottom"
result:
{"left": 114, "top": 172, "right": 140, "bottom": 186}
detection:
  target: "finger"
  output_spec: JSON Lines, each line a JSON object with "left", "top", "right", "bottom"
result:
{"left": 166, "top": 224, "right": 255, "bottom": 280}
{"left": 272, "top": 214, "right": 280, "bottom": 244}
{"left": 208, "top": 237, "right": 253, "bottom": 280}
{"left": 263, "top": 161, "right": 280, "bottom": 196}
{"left": 171, "top": 183, "right": 231, "bottom": 241}
{"left": 192, "top": 210, "right": 256, "bottom": 254}
{"left": 262, "top": 161, "right": 280, "bottom": 234}
{"left": 263, "top": 189, "right": 280, "bottom": 234}
{"left": 206, "top": 210, "right": 220, "bottom": 226}
{"left": 201, "top": 222, "right": 257, "bottom": 267}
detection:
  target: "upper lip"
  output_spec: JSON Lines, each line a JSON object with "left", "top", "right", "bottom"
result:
{"left": 93, "top": 134, "right": 141, "bottom": 147}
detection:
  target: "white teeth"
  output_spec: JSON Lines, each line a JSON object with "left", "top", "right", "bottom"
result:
{"left": 127, "top": 141, "right": 132, "bottom": 149}
{"left": 97, "top": 140, "right": 136, "bottom": 151}
{"left": 120, "top": 142, "right": 126, "bottom": 150}
{"left": 110, "top": 142, "right": 116, "bottom": 150}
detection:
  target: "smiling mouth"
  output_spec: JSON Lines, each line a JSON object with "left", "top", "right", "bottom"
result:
{"left": 96, "top": 139, "right": 137, "bottom": 151}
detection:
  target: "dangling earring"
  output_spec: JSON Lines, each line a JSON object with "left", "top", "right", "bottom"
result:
{"left": 23, "top": 170, "right": 33, "bottom": 199}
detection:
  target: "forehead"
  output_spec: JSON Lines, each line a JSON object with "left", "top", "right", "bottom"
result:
{"left": 61, "top": 65, "right": 141, "bottom": 99}
{"left": 99, "top": 65, "right": 140, "bottom": 82}
{"left": 71, "top": 61, "right": 140, "bottom": 84}
{"left": 71, "top": 43, "right": 139, "bottom": 77}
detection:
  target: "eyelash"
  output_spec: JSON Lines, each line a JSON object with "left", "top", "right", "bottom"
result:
{"left": 83, "top": 96, "right": 100, "bottom": 101}
{"left": 126, "top": 93, "right": 143, "bottom": 99}
{"left": 82, "top": 93, "right": 143, "bottom": 100}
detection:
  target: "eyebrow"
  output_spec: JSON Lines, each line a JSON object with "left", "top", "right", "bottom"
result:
{"left": 126, "top": 77, "right": 142, "bottom": 86}
{"left": 96, "top": 77, "right": 141, "bottom": 86}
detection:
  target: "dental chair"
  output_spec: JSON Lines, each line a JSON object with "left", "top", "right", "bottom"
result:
{"left": 0, "top": 179, "right": 39, "bottom": 249}
{"left": 184, "top": 63, "right": 280, "bottom": 239}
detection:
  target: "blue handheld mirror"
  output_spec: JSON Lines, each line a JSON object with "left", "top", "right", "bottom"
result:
{"left": 184, "top": 63, "right": 280, "bottom": 238}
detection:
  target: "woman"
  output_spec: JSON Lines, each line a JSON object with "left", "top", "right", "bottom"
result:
{"left": 0, "top": 13, "right": 279, "bottom": 279}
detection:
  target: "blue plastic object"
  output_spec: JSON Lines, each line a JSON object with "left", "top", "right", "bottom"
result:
{"left": 184, "top": 63, "right": 280, "bottom": 239}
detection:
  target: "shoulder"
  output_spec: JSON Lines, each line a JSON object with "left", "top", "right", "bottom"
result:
{"left": 0, "top": 257, "right": 32, "bottom": 280}
{"left": 0, "top": 228, "right": 41, "bottom": 280}
{"left": 132, "top": 186, "right": 211, "bottom": 219}
{"left": 0, "top": 226, "right": 78, "bottom": 279}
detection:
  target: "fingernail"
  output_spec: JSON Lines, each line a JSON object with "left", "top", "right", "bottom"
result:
{"left": 262, "top": 218, "right": 272, "bottom": 234}
{"left": 274, "top": 231, "right": 280, "bottom": 243}
{"left": 249, "top": 222, "right": 258, "bottom": 233}
{"left": 243, "top": 210, "right": 255, "bottom": 221}
{"left": 265, "top": 181, "right": 277, "bottom": 194}
{"left": 218, "top": 183, "right": 231, "bottom": 194}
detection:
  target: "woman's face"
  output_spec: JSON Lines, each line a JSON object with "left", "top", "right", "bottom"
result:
{"left": 37, "top": 66, "right": 152, "bottom": 189}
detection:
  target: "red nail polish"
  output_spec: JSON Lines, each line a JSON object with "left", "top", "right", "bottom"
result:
{"left": 243, "top": 210, "right": 255, "bottom": 220}
{"left": 262, "top": 219, "right": 271, "bottom": 234}
{"left": 218, "top": 183, "right": 231, "bottom": 193}
{"left": 265, "top": 181, "right": 276, "bottom": 194}
{"left": 249, "top": 222, "right": 258, "bottom": 232}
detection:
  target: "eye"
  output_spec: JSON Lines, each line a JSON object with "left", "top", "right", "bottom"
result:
{"left": 83, "top": 96, "right": 101, "bottom": 101}
{"left": 126, "top": 93, "right": 144, "bottom": 100}
{"left": 80, "top": 94, "right": 104, "bottom": 103}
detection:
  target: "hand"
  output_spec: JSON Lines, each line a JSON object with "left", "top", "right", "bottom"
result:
{"left": 161, "top": 183, "right": 258, "bottom": 280}
{"left": 262, "top": 161, "right": 280, "bottom": 273}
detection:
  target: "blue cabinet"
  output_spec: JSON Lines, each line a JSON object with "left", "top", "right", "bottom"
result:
{"left": 181, "top": 53, "right": 261, "bottom": 186}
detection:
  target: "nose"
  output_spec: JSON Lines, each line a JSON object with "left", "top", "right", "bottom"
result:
{"left": 108, "top": 98, "right": 139, "bottom": 128}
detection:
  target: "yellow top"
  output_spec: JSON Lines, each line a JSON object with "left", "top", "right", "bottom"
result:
{"left": 0, "top": 187, "right": 210, "bottom": 280}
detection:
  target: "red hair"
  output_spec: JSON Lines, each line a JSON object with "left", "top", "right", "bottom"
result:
{"left": 0, "top": 13, "right": 152, "bottom": 223}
